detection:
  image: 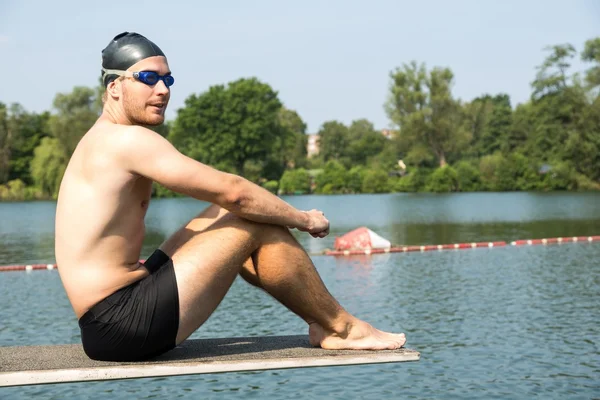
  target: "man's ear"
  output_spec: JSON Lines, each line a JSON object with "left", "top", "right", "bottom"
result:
{"left": 107, "top": 79, "right": 121, "bottom": 99}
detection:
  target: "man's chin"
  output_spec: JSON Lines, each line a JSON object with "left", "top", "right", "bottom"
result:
{"left": 140, "top": 115, "right": 165, "bottom": 127}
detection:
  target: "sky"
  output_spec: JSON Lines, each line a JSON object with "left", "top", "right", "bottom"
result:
{"left": 0, "top": 0, "right": 599, "bottom": 133}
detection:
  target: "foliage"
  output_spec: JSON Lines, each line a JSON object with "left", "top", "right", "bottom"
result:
{"left": 314, "top": 160, "right": 348, "bottom": 194}
{"left": 169, "top": 77, "right": 285, "bottom": 177}
{"left": 454, "top": 161, "right": 482, "bottom": 192}
{"left": 316, "top": 121, "right": 349, "bottom": 164}
{"left": 279, "top": 168, "right": 311, "bottom": 195}
{"left": 50, "top": 86, "right": 99, "bottom": 157}
{"left": 361, "top": 169, "right": 390, "bottom": 193}
{"left": 262, "top": 180, "right": 279, "bottom": 194}
{"left": 392, "top": 168, "right": 432, "bottom": 192}
{"left": 0, "top": 179, "right": 43, "bottom": 201}
{"left": 426, "top": 166, "right": 459, "bottom": 192}
{"left": 386, "top": 61, "right": 471, "bottom": 167}
{"left": 30, "top": 137, "right": 67, "bottom": 198}
{"left": 3, "top": 36, "right": 600, "bottom": 201}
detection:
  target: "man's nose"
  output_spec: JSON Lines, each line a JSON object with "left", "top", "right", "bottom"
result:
{"left": 155, "top": 79, "right": 170, "bottom": 95}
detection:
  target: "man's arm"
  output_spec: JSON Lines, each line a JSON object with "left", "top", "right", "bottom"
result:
{"left": 114, "top": 126, "right": 327, "bottom": 235}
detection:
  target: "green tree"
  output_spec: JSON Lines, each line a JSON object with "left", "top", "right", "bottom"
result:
{"left": 454, "top": 161, "right": 482, "bottom": 192}
{"left": 314, "top": 160, "right": 348, "bottom": 194}
{"left": 361, "top": 169, "right": 390, "bottom": 193}
{"left": 0, "top": 103, "right": 15, "bottom": 184}
{"left": 531, "top": 44, "right": 577, "bottom": 99}
{"left": 347, "top": 166, "right": 366, "bottom": 193}
{"left": 0, "top": 103, "right": 49, "bottom": 185}
{"left": 463, "top": 94, "right": 513, "bottom": 156}
{"left": 9, "top": 109, "right": 51, "bottom": 184}
{"left": 169, "top": 77, "right": 284, "bottom": 177}
{"left": 278, "top": 107, "right": 308, "bottom": 169}
{"left": 386, "top": 61, "right": 471, "bottom": 167}
{"left": 279, "top": 168, "right": 310, "bottom": 194}
{"left": 50, "top": 86, "right": 99, "bottom": 157}
{"left": 581, "top": 37, "right": 600, "bottom": 90}
{"left": 425, "top": 166, "right": 459, "bottom": 192}
{"left": 317, "top": 121, "right": 349, "bottom": 163}
{"left": 30, "top": 137, "right": 68, "bottom": 198}
{"left": 346, "top": 119, "right": 386, "bottom": 166}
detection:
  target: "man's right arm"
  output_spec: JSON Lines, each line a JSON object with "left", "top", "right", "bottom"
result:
{"left": 114, "top": 126, "right": 329, "bottom": 237}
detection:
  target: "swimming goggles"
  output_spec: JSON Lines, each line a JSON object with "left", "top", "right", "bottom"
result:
{"left": 102, "top": 69, "right": 175, "bottom": 87}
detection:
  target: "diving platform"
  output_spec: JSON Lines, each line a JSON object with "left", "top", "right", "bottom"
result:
{"left": 0, "top": 335, "right": 420, "bottom": 387}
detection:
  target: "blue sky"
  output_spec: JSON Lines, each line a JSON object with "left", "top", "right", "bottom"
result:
{"left": 0, "top": 0, "right": 598, "bottom": 132}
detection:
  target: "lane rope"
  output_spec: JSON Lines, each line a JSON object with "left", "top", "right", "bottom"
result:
{"left": 1, "top": 236, "right": 599, "bottom": 271}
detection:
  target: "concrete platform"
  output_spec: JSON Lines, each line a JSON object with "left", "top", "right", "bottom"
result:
{"left": 0, "top": 335, "right": 420, "bottom": 387}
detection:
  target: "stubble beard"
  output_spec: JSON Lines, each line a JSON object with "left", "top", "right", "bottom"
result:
{"left": 122, "top": 91, "right": 166, "bottom": 127}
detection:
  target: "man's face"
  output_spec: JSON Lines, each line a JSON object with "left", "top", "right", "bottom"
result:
{"left": 120, "top": 56, "right": 171, "bottom": 126}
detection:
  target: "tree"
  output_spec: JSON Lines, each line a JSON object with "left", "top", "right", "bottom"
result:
{"left": 531, "top": 44, "right": 576, "bottom": 100}
{"left": 30, "top": 137, "right": 68, "bottom": 198}
{"left": 346, "top": 119, "right": 386, "bottom": 166}
{"left": 525, "top": 45, "right": 588, "bottom": 163}
{"left": 314, "top": 160, "right": 348, "bottom": 194}
{"left": 50, "top": 86, "right": 99, "bottom": 157}
{"left": 279, "top": 168, "right": 311, "bottom": 194}
{"left": 463, "top": 94, "right": 513, "bottom": 157}
{"left": 317, "top": 121, "right": 349, "bottom": 163}
{"left": 9, "top": 109, "right": 51, "bottom": 184}
{"left": 581, "top": 37, "right": 600, "bottom": 90}
{"left": 0, "top": 103, "right": 14, "bottom": 184}
{"left": 276, "top": 107, "right": 308, "bottom": 170}
{"left": 169, "top": 77, "right": 284, "bottom": 177}
{"left": 385, "top": 62, "right": 470, "bottom": 168}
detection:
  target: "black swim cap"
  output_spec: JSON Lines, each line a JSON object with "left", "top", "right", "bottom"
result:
{"left": 101, "top": 32, "right": 166, "bottom": 87}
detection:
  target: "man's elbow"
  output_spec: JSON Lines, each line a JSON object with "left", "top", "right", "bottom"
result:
{"left": 221, "top": 175, "right": 249, "bottom": 210}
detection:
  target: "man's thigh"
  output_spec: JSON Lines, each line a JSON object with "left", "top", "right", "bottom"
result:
{"left": 158, "top": 204, "right": 261, "bottom": 344}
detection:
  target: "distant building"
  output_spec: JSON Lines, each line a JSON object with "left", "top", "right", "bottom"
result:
{"left": 307, "top": 134, "right": 320, "bottom": 157}
{"left": 381, "top": 129, "right": 396, "bottom": 139}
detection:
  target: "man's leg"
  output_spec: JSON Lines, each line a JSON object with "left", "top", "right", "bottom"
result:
{"left": 159, "top": 204, "right": 406, "bottom": 349}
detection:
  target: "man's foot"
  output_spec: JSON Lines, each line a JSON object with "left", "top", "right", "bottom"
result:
{"left": 308, "top": 319, "right": 406, "bottom": 350}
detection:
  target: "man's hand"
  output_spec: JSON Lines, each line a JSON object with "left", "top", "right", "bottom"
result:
{"left": 298, "top": 209, "right": 330, "bottom": 238}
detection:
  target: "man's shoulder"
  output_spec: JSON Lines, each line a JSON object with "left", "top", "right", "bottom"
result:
{"left": 95, "top": 123, "right": 161, "bottom": 152}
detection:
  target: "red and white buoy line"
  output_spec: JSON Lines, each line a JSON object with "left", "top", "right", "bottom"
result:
{"left": 1, "top": 236, "right": 599, "bottom": 271}
{"left": 323, "top": 235, "right": 600, "bottom": 256}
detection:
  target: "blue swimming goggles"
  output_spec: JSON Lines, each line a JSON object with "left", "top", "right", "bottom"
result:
{"left": 102, "top": 68, "right": 175, "bottom": 87}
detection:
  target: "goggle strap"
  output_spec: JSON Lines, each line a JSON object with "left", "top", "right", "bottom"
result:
{"left": 102, "top": 68, "right": 132, "bottom": 80}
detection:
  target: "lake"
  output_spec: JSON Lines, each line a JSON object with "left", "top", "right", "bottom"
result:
{"left": 1, "top": 192, "right": 599, "bottom": 399}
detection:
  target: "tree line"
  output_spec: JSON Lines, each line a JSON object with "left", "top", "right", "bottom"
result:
{"left": 1, "top": 37, "right": 599, "bottom": 201}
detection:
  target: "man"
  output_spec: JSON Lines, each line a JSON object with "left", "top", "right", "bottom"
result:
{"left": 55, "top": 32, "right": 406, "bottom": 362}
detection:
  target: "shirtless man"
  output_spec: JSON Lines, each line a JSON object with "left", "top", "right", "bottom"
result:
{"left": 55, "top": 32, "right": 406, "bottom": 361}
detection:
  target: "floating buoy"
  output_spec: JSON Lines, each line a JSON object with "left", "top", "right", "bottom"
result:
{"left": 334, "top": 226, "right": 391, "bottom": 251}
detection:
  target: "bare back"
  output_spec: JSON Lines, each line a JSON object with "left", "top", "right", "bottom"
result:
{"left": 55, "top": 121, "right": 153, "bottom": 318}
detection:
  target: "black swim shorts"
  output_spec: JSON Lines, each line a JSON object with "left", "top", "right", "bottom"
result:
{"left": 78, "top": 249, "right": 180, "bottom": 361}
